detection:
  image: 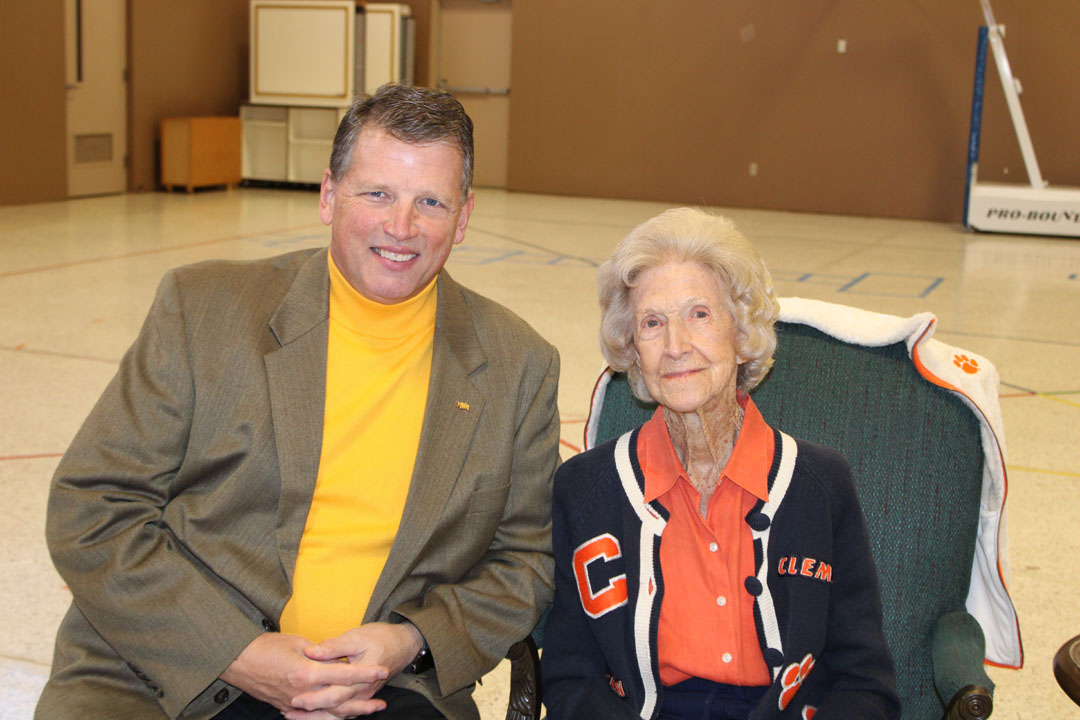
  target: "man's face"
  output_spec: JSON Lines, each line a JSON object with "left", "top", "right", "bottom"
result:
{"left": 319, "top": 126, "right": 474, "bottom": 304}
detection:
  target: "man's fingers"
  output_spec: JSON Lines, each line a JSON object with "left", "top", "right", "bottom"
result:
{"left": 282, "top": 697, "right": 388, "bottom": 720}
{"left": 303, "top": 639, "right": 345, "bottom": 662}
{"left": 300, "top": 661, "right": 388, "bottom": 689}
{"left": 281, "top": 710, "right": 343, "bottom": 720}
{"left": 291, "top": 680, "right": 378, "bottom": 712}
{"left": 332, "top": 697, "right": 390, "bottom": 717}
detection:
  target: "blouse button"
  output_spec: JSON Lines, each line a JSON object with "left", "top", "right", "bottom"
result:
{"left": 708, "top": 542, "right": 718, "bottom": 552}
{"left": 722, "top": 652, "right": 733, "bottom": 663}
{"left": 716, "top": 595, "right": 727, "bottom": 607}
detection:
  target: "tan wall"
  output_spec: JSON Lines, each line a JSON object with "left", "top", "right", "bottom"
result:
{"left": 128, "top": 0, "right": 250, "bottom": 191}
{"left": 0, "top": 0, "right": 68, "bottom": 206}
{"left": 405, "top": 0, "right": 434, "bottom": 88}
{"left": 508, "top": 1, "right": 1080, "bottom": 222}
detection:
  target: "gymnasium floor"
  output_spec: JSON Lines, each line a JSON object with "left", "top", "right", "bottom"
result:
{"left": 1, "top": 187, "right": 1077, "bottom": 718}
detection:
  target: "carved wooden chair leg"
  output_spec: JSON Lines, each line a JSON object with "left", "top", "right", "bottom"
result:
{"left": 505, "top": 636, "right": 542, "bottom": 720}
{"left": 943, "top": 685, "right": 993, "bottom": 720}
{"left": 1054, "top": 634, "right": 1080, "bottom": 705}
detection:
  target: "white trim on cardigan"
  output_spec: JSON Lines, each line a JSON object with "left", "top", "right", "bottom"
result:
{"left": 752, "top": 430, "right": 799, "bottom": 681}
{"left": 614, "top": 431, "right": 665, "bottom": 719}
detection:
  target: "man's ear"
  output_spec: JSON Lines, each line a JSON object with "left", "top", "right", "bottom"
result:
{"left": 453, "top": 191, "right": 475, "bottom": 246}
{"left": 319, "top": 169, "right": 335, "bottom": 226}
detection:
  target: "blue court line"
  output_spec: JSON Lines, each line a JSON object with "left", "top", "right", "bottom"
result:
{"left": 838, "top": 273, "right": 870, "bottom": 292}
{"left": 919, "top": 277, "right": 945, "bottom": 298}
{"left": 476, "top": 250, "right": 525, "bottom": 265}
{"left": 772, "top": 271, "right": 855, "bottom": 283}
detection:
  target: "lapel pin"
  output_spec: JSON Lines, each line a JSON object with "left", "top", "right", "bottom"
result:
{"left": 456, "top": 401, "right": 471, "bottom": 412}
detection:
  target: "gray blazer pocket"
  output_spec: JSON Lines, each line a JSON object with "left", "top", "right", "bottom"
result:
{"left": 467, "top": 484, "right": 510, "bottom": 515}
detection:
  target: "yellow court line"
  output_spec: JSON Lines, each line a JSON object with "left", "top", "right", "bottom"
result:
{"left": 1041, "top": 394, "right": 1080, "bottom": 409}
{"left": 1007, "top": 465, "right": 1080, "bottom": 479}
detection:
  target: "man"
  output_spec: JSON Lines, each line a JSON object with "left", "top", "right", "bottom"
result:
{"left": 37, "top": 85, "right": 560, "bottom": 720}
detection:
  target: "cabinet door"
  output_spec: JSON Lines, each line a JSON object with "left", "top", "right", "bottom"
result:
{"left": 250, "top": 0, "right": 355, "bottom": 108}
{"left": 288, "top": 107, "right": 339, "bottom": 184}
{"left": 242, "top": 105, "right": 288, "bottom": 181}
{"left": 363, "top": 3, "right": 412, "bottom": 92}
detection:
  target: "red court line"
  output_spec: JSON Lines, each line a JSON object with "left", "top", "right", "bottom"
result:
{"left": 0, "top": 453, "right": 64, "bottom": 462}
{"left": 4, "top": 344, "right": 120, "bottom": 364}
{"left": 560, "top": 438, "right": 582, "bottom": 453}
{"left": 0, "top": 225, "right": 321, "bottom": 280}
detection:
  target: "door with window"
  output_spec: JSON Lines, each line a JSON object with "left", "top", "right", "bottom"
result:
{"left": 65, "top": 0, "right": 127, "bottom": 197}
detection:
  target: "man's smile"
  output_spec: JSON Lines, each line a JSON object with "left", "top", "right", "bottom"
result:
{"left": 372, "top": 247, "right": 419, "bottom": 263}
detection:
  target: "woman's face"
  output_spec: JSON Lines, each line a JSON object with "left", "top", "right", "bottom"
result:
{"left": 631, "top": 261, "right": 742, "bottom": 415}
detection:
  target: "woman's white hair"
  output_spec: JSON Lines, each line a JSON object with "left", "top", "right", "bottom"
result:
{"left": 597, "top": 207, "right": 780, "bottom": 402}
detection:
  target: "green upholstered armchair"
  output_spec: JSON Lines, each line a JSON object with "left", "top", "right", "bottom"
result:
{"left": 506, "top": 303, "right": 1020, "bottom": 720}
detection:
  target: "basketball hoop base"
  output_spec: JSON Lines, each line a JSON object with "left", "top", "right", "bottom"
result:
{"left": 966, "top": 182, "right": 1080, "bottom": 238}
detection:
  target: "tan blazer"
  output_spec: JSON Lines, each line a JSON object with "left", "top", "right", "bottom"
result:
{"left": 37, "top": 248, "right": 560, "bottom": 720}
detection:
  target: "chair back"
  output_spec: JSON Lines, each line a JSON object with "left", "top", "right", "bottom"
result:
{"left": 587, "top": 320, "right": 990, "bottom": 719}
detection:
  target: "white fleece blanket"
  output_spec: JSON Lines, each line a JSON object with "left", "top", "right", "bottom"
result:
{"left": 779, "top": 297, "right": 1021, "bottom": 669}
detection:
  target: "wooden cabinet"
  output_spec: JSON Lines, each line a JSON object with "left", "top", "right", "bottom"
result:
{"left": 160, "top": 117, "right": 242, "bottom": 192}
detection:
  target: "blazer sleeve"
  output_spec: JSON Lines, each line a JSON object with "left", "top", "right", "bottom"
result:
{"left": 812, "top": 453, "right": 901, "bottom": 720}
{"left": 392, "top": 343, "right": 563, "bottom": 696}
{"left": 541, "top": 465, "right": 641, "bottom": 720}
{"left": 45, "top": 271, "right": 265, "bottom": 718}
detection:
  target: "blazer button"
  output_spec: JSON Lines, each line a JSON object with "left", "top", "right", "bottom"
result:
{"left": 764, "top": 648, "right": 785, "bottom": 666}
{"left": 214, "top": 688, "right": 231, "bottom": 704}
{"left": 744, "top": 576, "right": 763, "bottom": 596}
{"left": 262, "top": 618, "right": 276, "bottom": 631}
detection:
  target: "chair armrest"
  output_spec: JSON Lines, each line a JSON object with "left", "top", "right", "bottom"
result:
{"left": 1053, "top": 634, "right": 1080, "bottom": 705}
{"left": 506, "top": 635, "right": 542, "bottom": 720}
{"left": 931, "top": 611, "right": 994, "bottom": 719}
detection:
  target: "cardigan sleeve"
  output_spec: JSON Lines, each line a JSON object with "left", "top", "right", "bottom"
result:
{"left": 541, "top": 464, "right": 642, "bottom": 720}
{"left": 810, "top": 450, "right": 901, "bottom": 720}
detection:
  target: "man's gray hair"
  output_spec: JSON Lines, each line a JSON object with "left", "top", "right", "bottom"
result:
{"left": 329, "top": 84, "right": 474, "bottom": 200}
{"left": 597, "top": 207, "right": 780, "bottom": 401}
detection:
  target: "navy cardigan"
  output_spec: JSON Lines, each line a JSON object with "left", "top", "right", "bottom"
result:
{"left": 541, "top": 426, "right": 900, "bottom": 720}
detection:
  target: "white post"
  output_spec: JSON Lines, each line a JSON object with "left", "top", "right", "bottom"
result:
{"left": 979, "top": 0, "right": 1045, "bottom": 188}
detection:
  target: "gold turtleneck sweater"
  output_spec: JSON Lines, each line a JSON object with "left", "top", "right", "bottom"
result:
{"left": 279, "top": 253, "right": 437, "bottom": 642}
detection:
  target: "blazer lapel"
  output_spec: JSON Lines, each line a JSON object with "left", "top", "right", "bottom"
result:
{"left": 366, "top": 272, "right": 486, "bottom": 619}
{"left": 264, "top": 248, "right": 330, "bottom": 590}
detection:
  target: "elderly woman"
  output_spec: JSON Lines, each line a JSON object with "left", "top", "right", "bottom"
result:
{"left": 541, "top": 208, "right": 899, "bottom": 720}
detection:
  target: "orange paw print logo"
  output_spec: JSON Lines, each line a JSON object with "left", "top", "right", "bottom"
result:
{"left": 802, "top": 706, "right": 818, "bottom": 720}
{"left": 778, "top": 653, "right": 815, "bottom": 710}
{"left": 953, "top": 354, "right": 980, "bottom": 374}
